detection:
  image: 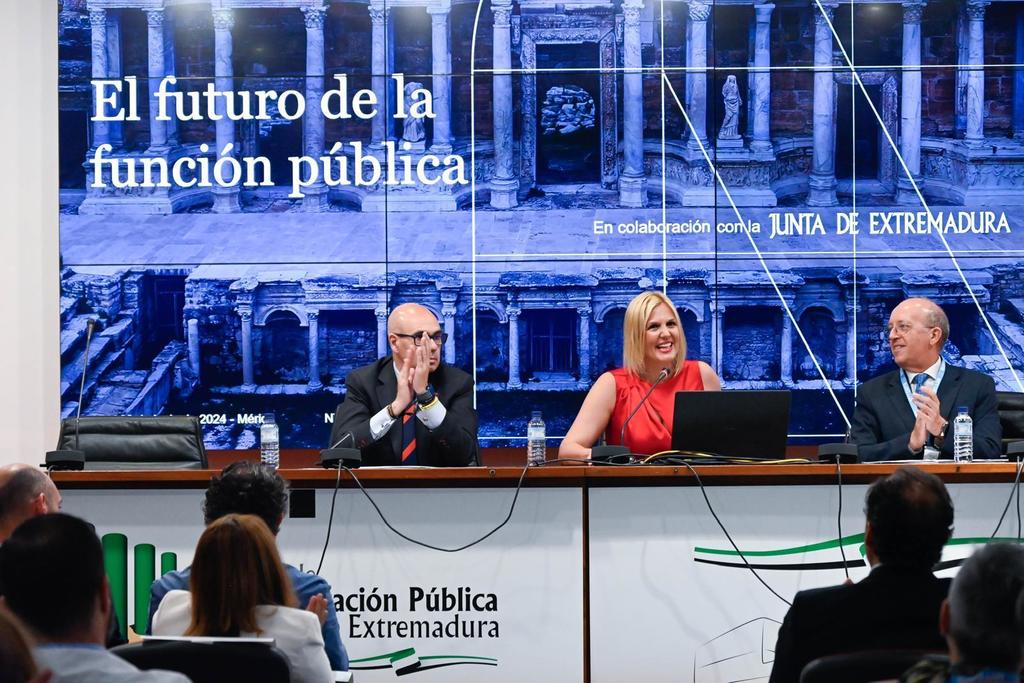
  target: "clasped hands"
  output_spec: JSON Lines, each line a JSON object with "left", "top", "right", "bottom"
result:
{"left": 390, "top": 343, "right": 431, "bottom": 417}
{"left": 908, "top": 386, "right": 947, "bottom": 452}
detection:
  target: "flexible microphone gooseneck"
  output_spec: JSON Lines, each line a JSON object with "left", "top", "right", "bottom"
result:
{"left": 592, "top": 367, "right": 670, "bottom": 463}
{"left": 75, "top": 318, "right": 97, "bottom": 451}
{"left": 45, "top": 318, "right": 97, "bottom": 471}
{"left": 620, "top": 367, "right": 670, "bottom": 446}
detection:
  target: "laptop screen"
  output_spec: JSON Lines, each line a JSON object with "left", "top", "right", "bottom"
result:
{"left": 671, "top": 390, "right": 792, "bottom": 459}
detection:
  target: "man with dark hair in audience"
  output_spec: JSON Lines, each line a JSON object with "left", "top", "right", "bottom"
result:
{"left": 769, "top": 466, "right": 954, "bottom": 683}
{"left": 147, "top": 460, "right": 349, "bottom": 671}
{"left": 902, "top": 543, "right": 1024, "bottom": 682}
{"left": 0, "top": 513, "right": 189, "bottom": 683}
{"left": 0, "top": 464, "right": 61, "bottom": 543}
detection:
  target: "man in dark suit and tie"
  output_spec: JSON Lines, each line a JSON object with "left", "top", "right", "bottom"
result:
{"left": 330, "top": 303, "right": 477, "bottom": 466}
{"left": 851, "top": 297, "right": 1001, "bottom": 461}
{"left": 768, "top": 466, "right": 954, "bottom": 683}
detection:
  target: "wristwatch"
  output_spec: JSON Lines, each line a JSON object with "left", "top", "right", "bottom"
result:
{"left": 416, "top": 385, "right": 437, "bottom": 408}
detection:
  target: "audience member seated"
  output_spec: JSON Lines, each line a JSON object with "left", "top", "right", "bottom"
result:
{"left": 559, "top": 290, "right": 721, "bottom": 458}
{"left": 901, "top": 543, "right": 1024, "bottom": 682}
{"left": 769, "top": 466, "right": 954, "bottom": 683}
{"left": 147, "top": 460, "right": 348, "bottom": 671}
{"left": 0, "top": 464, "right": 61, "bottom": 543}
{"left": 0, "top": 606, "right": 49, "bottom": 683}
{"left": 0, "top": 464, "right": 125, "bottom": 648}
{"left": 151, "top": 513, "right": 333, "bottom": 683}
{"left": 0, "top": 513, "right": 189, "bottom": 683}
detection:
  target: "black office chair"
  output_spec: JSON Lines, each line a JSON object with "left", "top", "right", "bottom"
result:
{"left": 56, "top": 416, "right": 207, "bottom": 470}
{"left": 800, "top": 650, "right": 946, "bottom": 683}
{"left": 113, "top": 639, "right": 291, "bottom": 683}
{"left": 998, "top": 391, "right": 1024, "bottom": 454}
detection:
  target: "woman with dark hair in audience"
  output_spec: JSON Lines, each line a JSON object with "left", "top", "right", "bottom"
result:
{"left": 151, "top": 514, "right": 332, "bottom": 683}
{"left": 559, "top": 290, "right": 721, "bottom": 458}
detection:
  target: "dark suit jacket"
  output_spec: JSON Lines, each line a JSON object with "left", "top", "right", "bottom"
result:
{"left": 330, "top": 357, "right": 478, "bottom": 466}
{"left": 768, "top": 565, "right": 950, "bottom": 683}
{"left": 851, "top": 365, "right": 1001, "bottom": 462}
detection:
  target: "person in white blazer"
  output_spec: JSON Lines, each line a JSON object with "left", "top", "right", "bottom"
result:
{"left": 151, "top": 513, "right": 333, "bottom": 683}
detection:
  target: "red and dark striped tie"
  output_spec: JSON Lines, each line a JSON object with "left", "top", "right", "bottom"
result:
{"left": 401, "top": 405, "right": 418, "bottom": 465}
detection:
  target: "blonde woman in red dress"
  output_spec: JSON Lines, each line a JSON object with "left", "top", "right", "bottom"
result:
{"left": 559, "top": 291, "right": 721, "bottom": 458}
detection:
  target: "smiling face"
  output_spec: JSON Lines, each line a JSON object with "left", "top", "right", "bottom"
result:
{"left": 643, "top": 303, "right": 682, "bottom": 373}
{"left": 887, "top": 299, "right": 943, "bottom": 373}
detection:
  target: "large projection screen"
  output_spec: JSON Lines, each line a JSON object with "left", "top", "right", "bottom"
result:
{"left": 56, "top": 0, "right": 1024, "bottom": 451}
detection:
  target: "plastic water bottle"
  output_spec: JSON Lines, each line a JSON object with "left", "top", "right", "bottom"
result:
{"left": 953, "top": 406, "right": 973, "bottom": 463}
{"left": 527, "top": 411, "right": 546, "bottom": 466}
{"left": 260, "top": 413, "right": 280, "bottom": 470}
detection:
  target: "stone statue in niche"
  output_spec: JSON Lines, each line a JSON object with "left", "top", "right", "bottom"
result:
{"left": 402, "top": 81, "right": 426, "bottom": 151}
{"left": 719, "top": 75, "right": 742, "bottom": 141}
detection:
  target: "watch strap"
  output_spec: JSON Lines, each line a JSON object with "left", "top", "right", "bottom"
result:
{"left": 416, "top": 385, "right": 436, "bottom": 406}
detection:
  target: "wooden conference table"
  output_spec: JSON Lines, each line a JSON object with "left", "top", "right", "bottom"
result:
{"left": 54, "top": 455, "right": 1024, "bottom": 683}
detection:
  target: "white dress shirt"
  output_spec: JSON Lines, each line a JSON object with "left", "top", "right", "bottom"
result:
{"left": 368, "top": 362, "right": 447, "bottom": 441}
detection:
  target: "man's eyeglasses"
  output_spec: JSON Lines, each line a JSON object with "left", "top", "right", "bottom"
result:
{"left": 394, "top": 331, "right": 448, "bottom": 346}
{"left": 888, "top": 322, "right": 935, "bottom": 336}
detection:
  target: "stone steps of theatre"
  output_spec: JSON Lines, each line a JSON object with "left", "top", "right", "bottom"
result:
{"left": 59, "top": 315, "right": 93, "bottom": 358}
{"left": 85, "top": 371, "right": 149, "bottom": 416}
{"left": 59, "top": 350, "right": 133, "bottom": 420}
{"left": 59, "top": 296, "right": 80, "bottom": 325}
{"left": 61, "top": 314, "right": 137, "bottom": 361}
{"left": 59, "top": 337, "right": 120, "bottom": 401}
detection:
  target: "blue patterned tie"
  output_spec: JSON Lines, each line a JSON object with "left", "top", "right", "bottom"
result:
{"left": 913, "top": 374, "right": 929, "bottom": 393}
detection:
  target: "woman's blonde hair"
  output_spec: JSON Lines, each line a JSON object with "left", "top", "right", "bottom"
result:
{"left": 622, "top": 290, "right": 687, "bottom": 377}
{"left": 187, "top": 513, "right": 297, "bottom": 637}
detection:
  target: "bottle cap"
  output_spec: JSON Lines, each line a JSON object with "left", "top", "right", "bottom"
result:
{"left": 531, "top": 410, "right": 542, "bottom": 419}
{"left": 958, "top": 406, "right": 968, "bottom": 414}
{"left": 263, "top": 412, "right": 276, "bottom": 424}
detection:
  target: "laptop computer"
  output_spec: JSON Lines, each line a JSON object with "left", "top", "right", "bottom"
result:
{"left": 671, "top": 390, "right": 792, "bottom": 460}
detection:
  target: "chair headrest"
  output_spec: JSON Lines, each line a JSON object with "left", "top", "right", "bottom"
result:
{"left": 58, "top": 416, "right": 207, "bottom": 469}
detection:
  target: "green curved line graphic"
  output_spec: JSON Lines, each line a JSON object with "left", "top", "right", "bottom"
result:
{"left": 349, "top": 648, "right": 497, "bottom": 664}
{"left": 694, "top": 533, "right": 865, "bottom": 557}
{"left": 349, "top": 648, "right": 416, "bottom": 664}
{"left": 420, "top": 656, "right": 499, "bottom": 662}
{"left": 695, "top": 535, "right": 1024, "bottom": 558}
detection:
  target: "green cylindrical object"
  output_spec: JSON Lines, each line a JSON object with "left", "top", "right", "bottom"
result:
{"left": 134, "top": 544, "right": 156, "bottom": 635}
{"left": 102, "top": 534, "right": 128, "bottom": 641}
{"left": 160, "top": 551, "right": 177, "bottom": 575}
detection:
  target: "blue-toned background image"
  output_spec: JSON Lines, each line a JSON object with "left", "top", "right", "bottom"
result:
{"left": 57, "top": 0, "right": 1024, "bottom": 449}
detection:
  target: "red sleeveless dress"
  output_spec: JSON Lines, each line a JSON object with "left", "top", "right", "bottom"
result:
{"left": 605, "top": 362, "right": 705, "bottom": 455}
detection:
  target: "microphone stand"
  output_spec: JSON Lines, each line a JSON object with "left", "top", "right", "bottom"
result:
{"left": 45, "top": 319, "right": 96, "bottom": 471}
{"left": 320, "top": 431, "right": 362, "bottom": 469}
{"left": 592, "top": 367, "right": 670, "bottom": 463}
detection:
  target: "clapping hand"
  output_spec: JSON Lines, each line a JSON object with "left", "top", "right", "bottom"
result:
{"left": 909, "top": 386, "right": 944, "bottom": 451}
{"left": 305, "top": 593, "right": 330, "bottom": 626}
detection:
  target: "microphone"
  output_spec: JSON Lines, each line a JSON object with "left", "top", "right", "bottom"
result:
{"left": 819, "top": 425, "right": 858, "bottom": 464}
{"left": 46, "top": 318, "right": 98, "bottom": 471}
{"left": 75, "top": 318, "right": 97, "bottom": 452}
{"left": 320, "top": 431, "right": 362, "bottom": 469}
{"left": 592, "top": 367, "right": 670, "bottom": 463}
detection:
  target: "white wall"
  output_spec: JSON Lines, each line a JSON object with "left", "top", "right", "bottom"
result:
{"left": 0, "top": 2, "right": 59, "bottom": 465}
